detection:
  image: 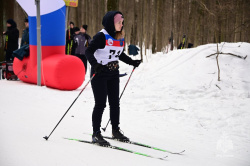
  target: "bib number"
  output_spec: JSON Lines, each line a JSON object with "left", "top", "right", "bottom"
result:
{"left": 109, "top": 50, "right": 121, "bottom": 59}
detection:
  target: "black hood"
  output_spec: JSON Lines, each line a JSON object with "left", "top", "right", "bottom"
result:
{"left": 6, "top": 19, "right": 17, "bottom": 29}
{"left": 102, "top": 11, "right": 123, "bottom": 38}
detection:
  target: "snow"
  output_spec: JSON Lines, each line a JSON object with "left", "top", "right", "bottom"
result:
{"left": 0, "top": 42, "right": 250, "bottom": 166}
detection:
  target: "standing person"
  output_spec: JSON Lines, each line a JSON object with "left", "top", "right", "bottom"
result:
{"left": 72, "top": 25, "right": 91, "bottom": 73}
{"left": 85, "top": 11, "right": 141, "bottom": 146}
{"left": 65, "top": 21, "right": 75, "bottom": 55}
{"left": 70, "top": 27, "right": 80, "bottom": 55}
{"left": 3, "top": 19, "right": 19, "bottom": 62}
{"left": 21, "top": 18, "right": 29, "bottom": 47}
{"left": 74, "top": 27, "right": 80, "bottom": 35}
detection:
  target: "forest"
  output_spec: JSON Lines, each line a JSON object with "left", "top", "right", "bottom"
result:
{"left": 0, "top": 0, "right": 249, "bottom": 61}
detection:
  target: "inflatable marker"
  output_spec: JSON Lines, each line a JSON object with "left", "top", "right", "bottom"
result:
{"left": 14, "top": 0, "right": 85, "bottom": 90}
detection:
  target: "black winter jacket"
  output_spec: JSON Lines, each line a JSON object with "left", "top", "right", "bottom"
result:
{"left": 4, "top": 23, "right": 19, "bottom": 55}
{"left": 21, "top": 27, "right": 29, "bottom": 47}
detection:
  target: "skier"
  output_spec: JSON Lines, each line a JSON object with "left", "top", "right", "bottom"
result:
{"left": 85, "top": 11, "right": 141, "bottom": 146}
{"left": 3, "top": 19, "right": 19, "bottom": 62}
{"left": 72, "top": 25, "right": 91, "bottom": 74}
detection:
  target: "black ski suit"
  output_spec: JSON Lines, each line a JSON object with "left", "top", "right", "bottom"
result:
{"left": 85, "top": 11, "right": 137, "bottom": 133}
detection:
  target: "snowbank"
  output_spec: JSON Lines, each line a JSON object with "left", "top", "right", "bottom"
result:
{"left": 0, "top": 42, "right": 249, "bottom": 166}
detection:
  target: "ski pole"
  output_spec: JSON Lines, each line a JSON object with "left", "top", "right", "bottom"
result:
{"left": 102, "top": 66, "right": 136, "bottom": 132}
{"left": 43, "top": 73, "right": 96, "bottom": 141}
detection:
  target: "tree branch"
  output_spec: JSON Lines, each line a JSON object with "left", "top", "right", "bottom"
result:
{"left": 216, "top": 43, "right": 221, "bottom": 81}
{"left": 195, "top": 0, "right": 216, "bottom": 17}
{"left": 206, "top": 52, "right": 247, "bottom": 59}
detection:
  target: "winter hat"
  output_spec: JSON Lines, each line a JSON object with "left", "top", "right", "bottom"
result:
{"left": 82, "top": 25, "right": 88, "bottom": 31}
{"left": 74, "top": 27, "right": 80, "bottom": 32}
{"left": 24, "top": 18, "right": 28, "bottom": 22}
{"left": 7, "top": 19, "right": 15, "bottom": 25}
{"left": 6, "top": 19, "right": 17, "bottom": 28}
{"left": 114, "top": 13, "right": 123, "bottom": 24}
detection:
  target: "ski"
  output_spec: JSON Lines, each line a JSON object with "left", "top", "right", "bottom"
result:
{"left": 83, "top": 133, "right": 185, "bottom": 155}
{"left": 64, "top": 137, "right": 167, "bottom": 160}
{"left": 103, "top": 135, "right": 185, "bottom": 155}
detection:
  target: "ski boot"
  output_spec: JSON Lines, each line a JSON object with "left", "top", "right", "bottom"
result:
{"left": 92, "top": 131, "right": 110, "bottom": 147}
{"left": 112, "top": 127, "right": 130, "bottom": 142}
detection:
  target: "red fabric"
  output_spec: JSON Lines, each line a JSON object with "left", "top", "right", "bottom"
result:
{"left": 105, "top": 40, "right": 124, "bottom": 47}
{"left": 13, "top": 45, "right": 85, "bottom": 90}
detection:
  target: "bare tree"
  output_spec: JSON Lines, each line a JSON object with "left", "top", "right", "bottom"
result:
{"left": 1, "top": 0, "right": 249, "bottom": 62}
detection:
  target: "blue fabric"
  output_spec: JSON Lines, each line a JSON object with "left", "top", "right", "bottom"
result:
{"left": 12, "top": 45, "right": 29, "bottom": 61}
{"left": 29, "top": 6, "right": 66, "bottom": 46}
{"left": 104, "top": 34, "right": 124, "bottom": 41}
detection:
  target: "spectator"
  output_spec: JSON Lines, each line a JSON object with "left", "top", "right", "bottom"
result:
{"left": 3, "top": 19, "right": 19, "bottom": 62}
{"left": 72, "top": 25, "right": 91, "bottom": 73}
{"left": 71, "top": 27, "right": 80, "bottom": 55}
{"left": 21, "top": 18, "right": 29, "bottom": 47}
{"left": 74, "top": 27, "right": 80, "bottom": 35}
{"left": 65, "top": 21, "right": 75, "bottom": 55}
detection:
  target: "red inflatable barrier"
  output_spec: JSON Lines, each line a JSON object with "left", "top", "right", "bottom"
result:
{"left": 13, "top": 45, "right": 85, "bottom": 90}
{"left": 13, "top": 1, "right": 85, "bottom": 90}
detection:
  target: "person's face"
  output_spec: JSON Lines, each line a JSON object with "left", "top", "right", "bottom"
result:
{"left": 25, "top": 22, "right": 29, "bottom": 28}
{"left": 70, "top": 24, "right": 74, "bottom": 29}
{"left": 75, "top": 31, "right": 80, "bottom": 35}
{"left": 115, "top": 19, "right": 124, "bottom": 32}
{"left": 6, "top": 23, "right": 11, "bottom": 27}
{"left": 80, "top": 27, "right": 86, "bottom": 33}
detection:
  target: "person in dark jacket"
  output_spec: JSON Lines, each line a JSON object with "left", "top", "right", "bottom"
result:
{"left": 65, "top": 21, "right": 75, "bottom": 55}
{"left": 70, "top": 27, "right": 80, "bottom": 55}
{"left": 3, "top": 19, "right": 19, "bottom": 62}
{"left": 21, "top": 18, "right": 29, "bottom": 47}
{"left": 85, "top": 11, "right": 141, "bottom": 146}
{"left": 72, "top": 25, "right": 91, "bottom": 73}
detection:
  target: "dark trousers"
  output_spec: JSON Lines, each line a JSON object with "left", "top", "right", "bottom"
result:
{"left": 5, "top": 51, "right": 14, "bottom": 62}
{"left": 75, "top": 54, "right": 87, "bottom": 73}
{"left": 91, "top": 68, "right": 120, "bottom": 133}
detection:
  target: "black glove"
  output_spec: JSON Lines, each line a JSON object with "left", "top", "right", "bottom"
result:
{"left": 94, "top": 63, "right": 103, "bottom": 73}
{"left": 131, "top": 60, "right": 141, "bottom": 68}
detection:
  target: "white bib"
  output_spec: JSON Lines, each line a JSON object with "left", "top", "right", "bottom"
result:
{"left": 94, "top": 29, "right": 124, "bottom": 65}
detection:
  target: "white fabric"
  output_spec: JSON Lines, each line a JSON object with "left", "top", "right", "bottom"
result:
{"left": 94, "top": 29, "right": 124, "bottom": 65}
{"left": 16, "top": 0, "right": 65, "bottom": 16}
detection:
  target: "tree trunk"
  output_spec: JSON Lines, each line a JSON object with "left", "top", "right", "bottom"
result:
{"left": 4, "top": 0, "right": 250, "bottom": 60}
{"left": 156, "top": 0, "right": 163, "bottom": 52}
{"left": 107, "top": 0, "right": 118, "bottom": 11}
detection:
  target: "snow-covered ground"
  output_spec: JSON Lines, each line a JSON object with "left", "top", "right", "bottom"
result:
{"left": 0, "top": 42, "right": 249, "bottom": 166}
